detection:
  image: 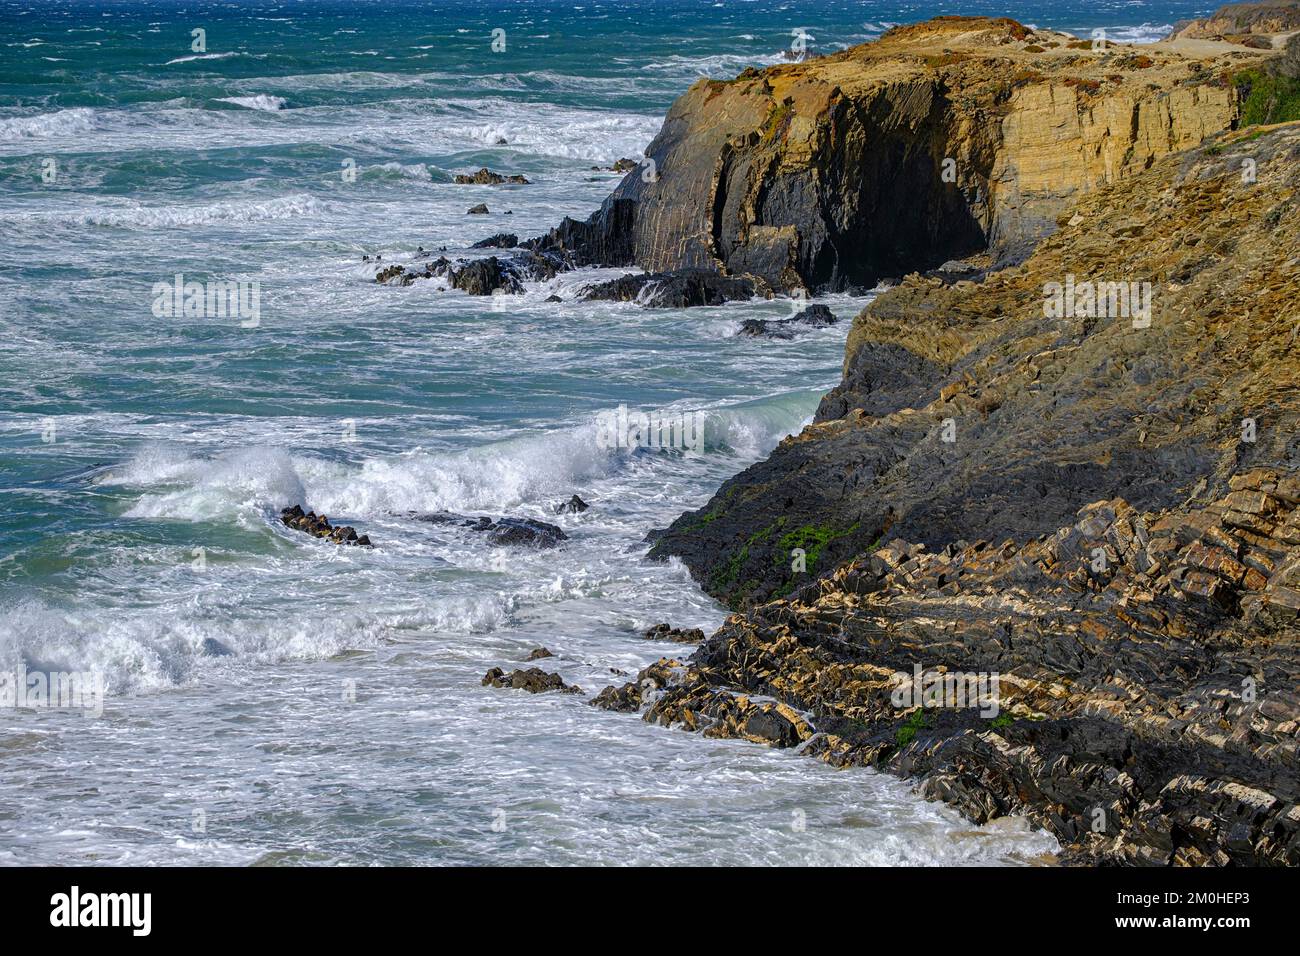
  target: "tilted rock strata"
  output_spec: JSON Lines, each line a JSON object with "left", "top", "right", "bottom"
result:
{"left": 650, "top": 123, "right": 1300, "bottom": 609}
{"left": 604, "top": 475, "right": 1300, "bottom": 864}
{"left": 534, "top": 17, "right": 1261, "bottom": 293}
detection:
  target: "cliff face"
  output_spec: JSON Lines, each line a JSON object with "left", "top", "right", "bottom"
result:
{"left": 1173, "top": 2, "right": 1300, "bottom": 41}
{"left": 605, "top": 470, "right": 1300, "bottom": 865}
{"left": 650, "top": 123, "right": 1300, "bottom": 610}
{"left": 539, "top": 17, "right": 1256, "bottom": 291}
{"left": 622, "top": 120, "right": 1300, "bottom": 865}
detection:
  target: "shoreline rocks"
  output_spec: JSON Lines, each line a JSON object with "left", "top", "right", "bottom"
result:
{"left": 280, "top": 505, "right": 373, "bottom": 547}
{"left": 641, "top": 623, "right": 705, "bottom": 643}
{"left": 483, "top": 667, "right": 582, "bottom": 694}
{"left": 454, "top": 167, "right": 530, "bottom": 185}
{"left": 738, "top": 303, "right": 837, "bottom": 338}
{"left": 375, "top": 247, "right": 570, "bottom": 295}
{"left": 1171, "top": 1, "right": 1300, "bottom": 41}
{"left": 620, "top": 112, "right": 1300, "bottom": 864}
{"left": 649, "top": 124, "right": 1300, "bottom": 610}
{"left": 602, "top": 474, "right": 1300, "bottom": 864}
{"left": 580, "top": 268, "right": 772, "bottom": 307}
{"left": 414, "top": 511, "right": 568, "bottom": 548}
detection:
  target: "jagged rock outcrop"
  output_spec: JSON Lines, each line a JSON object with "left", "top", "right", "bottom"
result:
{"left": 553, "top": 495, "right": 589, "bottom": 514}
{"left": 376, "top": 249, "right": 568, "bottom": 294}
{"left": 280, "top": 505, "right": 373, "bottom": 547}
{"left": 533, "top": 17, "right": 1261, "bottom": 293}
{"left": 603, "top": 474, "right": 1300, "bottom": 864}
{"left": 454, "top": 167, "right": 530, "bottom": 185}
{"left": 580, "top": 268, "right": 771, "bottom": 307}
{"left": 414, "top": 511, "right": 569, "bottom": 548}
{"left": 641, "top": 623, "right": 706, "bottom": 643}
{"left": 738, "top": 303, "right": 838, "bottom": 338}
{"left": 483, "top": 667, "right": 582, "bottom": 694}
{"left": 1172, "top": 2, "right": 1300, "bottom": 42}
{"left": 650, "top": 123, "right": 1300, "bottom": 609}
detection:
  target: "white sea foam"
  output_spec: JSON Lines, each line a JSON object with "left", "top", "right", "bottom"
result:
{"left": 216, "top": 94, "right": 287, "bottom": 111}
{"left": 1109, "top": 23, "right": 1176, "bottom": 45}
{"left": 363, "top": 161, "right": 433, "bottom": 181}
{"left": 115, "top": 445, "right": 307, "bottom": 521}
{"left": 98, "top": 389, "right": 811, "bottom": 529}
{"left": 164, "top": 51, "right": 256, "bottom": 66}
{"left": 0, "top": 107, "right": 96, "bottom": 141}
{"left": 0, "top": 597, "right": 397, "bottom": 696}
{"left": 21, "top": 192, "right": 328, "bottom": 229}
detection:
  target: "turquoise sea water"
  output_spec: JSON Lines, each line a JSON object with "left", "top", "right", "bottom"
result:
{"left": 0, "top": 0, "right": 1210, "bottom": 865}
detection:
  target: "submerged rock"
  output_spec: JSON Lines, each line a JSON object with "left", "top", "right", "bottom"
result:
{"left": 280, "top": 505, "right": 373, "bottom": 547}
{"left": 641, "top": 623, "right": 706, "bottom": 643}
{"left": 737, "top": 303, "right": 837, "bottom": 338}
{"left": 466, "top": 203, "right": 490, "bottom": 215}
{"left": 485, "top": 517, "right": 567, "bottom": 548}
{"left": 414, "top": 511, "right": 568, "bottom": 548}
{"left": 470, "top": 233, "right": 519, "bottom": 249}
{"left": 526, "top": 647, "right": 554, "bottom": 660}
{"left": 553, "top": 494, "right": 589, "bottom": 514}
{"left": 449, "top": 257, "right": 522, "bottom": 295}
{"left": 589, "top": 158, "right": 639, "bottom": 173}
{"left": 581, "top": 268, "right": 771, "bottom": 308}
{"left": 482, "top": 666, "right": 581, "bottom": 694}
{"left": 373, "top": 249, "right": 569, "bottom": 295}
{"left": 454, "top": 167, "right": 530, "bottom": 185}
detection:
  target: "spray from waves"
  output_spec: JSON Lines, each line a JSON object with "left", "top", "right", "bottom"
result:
{"left": 361, "top": 161, "right": 434, "bottom": 181}
{"left": 107, "top": 444, "right": 307, "bottom": 522}
{"left": 0, "top": 592, "right": 510, "bottom": 698}
{"left": 1102, "top": 23, "right": 1176, "bottom": 44}
{"left": 642, "top": 51, "right": 786, "bottom": 76}
{"left": 703, "top": 392, "right": 817, "bottom": 458}
{"left": 456, "top": 102, "right": 660, "bottom": 161}
{"left": 100, "top": 393, "right": 816, "bottom": 527}
{"left": 5, "top": 192, "right": 329, "bottom": 229}
{"left": 216, "top": 94, "right": 288, "bottom": 112}
{"left": 308, "top": 397, "right": 816, "bottom": 516}
{"left": 0, "top": 107, "right": 97, "bottom": 141}
{"left": 100, "top": 436, "right": 616, "bottom": 523}
{"left": 164, "top": 51, "right": 261, "bottom": 66}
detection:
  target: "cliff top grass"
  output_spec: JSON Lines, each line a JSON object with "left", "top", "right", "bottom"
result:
{"left": 713, "top": 15, "right": 1275, "bottom": 103}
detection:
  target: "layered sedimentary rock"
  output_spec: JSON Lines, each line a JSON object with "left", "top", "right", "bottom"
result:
{"left": 626, "top": 118, "right": 1300, "bottom": 865}
{"left": 1172, "top": 2, "right": 1300, "bottom": 42}
{"left": 535, "top": 17, "right": 1259, "bottom": 292}
{"left": 604, "top": 472, "right": 1300, "bottom": 864}
{"left": 650, "top": 123, "right": 1300, "bottom": 610}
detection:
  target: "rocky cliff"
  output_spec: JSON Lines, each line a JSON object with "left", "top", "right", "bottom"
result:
{"left": 625, "top": 115, "right": 1300, "bottom": 864}
{"left": 605, "top": 469, "right": 1300, "bottom": 865}
{"left": 537, "top": 17, "right": 1259, "bottom": 292}
{"left": 1172, "top": 1, "right": 1300, "bottom": 43}
{"left": 650, "top": 122, "right": 1300, "bottom": 610}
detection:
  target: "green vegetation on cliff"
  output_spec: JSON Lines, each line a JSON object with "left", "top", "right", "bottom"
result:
{"left": 1236, "top": 68, "right": 1300, "bottom": 124}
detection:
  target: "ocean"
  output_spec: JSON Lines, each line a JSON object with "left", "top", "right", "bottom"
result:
{"left": 0, "top": 0, "right": 1211, "bottom": 865}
